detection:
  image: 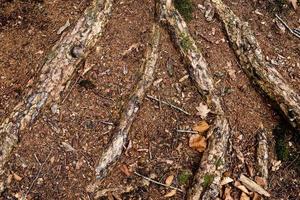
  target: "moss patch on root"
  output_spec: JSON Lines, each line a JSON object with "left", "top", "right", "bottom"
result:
{"left": 174, "top": 0, "right": 193, "bottom": 22}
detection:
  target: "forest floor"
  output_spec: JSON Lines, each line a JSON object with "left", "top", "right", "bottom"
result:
{"left": 0, "top": 0, "right": 299, "bottom": 199}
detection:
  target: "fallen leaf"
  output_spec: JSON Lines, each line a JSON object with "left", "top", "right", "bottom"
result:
{"left": 189, "top": 134, "right": 207, "bottom": 152}
{"left": 120, "top": 164, "right": 131, "bottom": 176}
{"left": 165, "top": 175, "right": 174, "bottom": 186}
{"left": 240, "top": 192, "right": 250, "bottom": 200}
{"left": 196, "top": 102, "right": 211, "bottom": 119}
{"left": 164, "top": 189, "right": 176, "bottom": 198}
{"left": 255, "top": 176, "right": 267, "bottom": 188}
{"left": 289, "top": 0, "right": 298, "bottom": 10}
{"left": 13, "top": 173, "right": 22, "bottom": 181}
{"left": 234, "top": 181, "right": 250, "bottom": 195}
{"left": 193, "top": 121, "right": 210, "bottom": 133}
{"left": 223, "top": 187, "right": 234, "bottom": 200}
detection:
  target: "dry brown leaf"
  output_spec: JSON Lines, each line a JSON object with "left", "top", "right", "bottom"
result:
{"left": 165, "top": 175, "right": 174, "bottom": 186}
{"left": 196, "top": 102, "right": 211, "bottom": 119}
{"left": 234, "top": 181, "right": 250, "bottom": 195}
{"left": 240, "top": 192, "right": 250, "bottom": 200}
{"left": 164, "top": 189, "right": 176, "bottom": 198}
{"left": 289, "top": 0, "right": 298, "bottom": 9}
{"left": 120, "top": 164, "right": 131, "bottom": 176}
{"left": 255, "top": 176, "right": 267, "bottom": 188}
{"left": 13, "top": 173, "right": 22, "bottom": 181}
{"left": 193, "top": 121, "right": 210, "bottom": 133}
{"left": 189, "top": 134, "right": 207, "bottom": 152}
{"left": 223, "top": 187, "right": 234, "bottom": 200}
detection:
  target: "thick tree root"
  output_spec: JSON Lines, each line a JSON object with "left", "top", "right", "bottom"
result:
{"left": 211, "top": 0, "right": 300, "bottom": 132}
{"left": 95, "top": 24, "right": 161, "bottom": 179}
{"left": 158, "top": 1, "right": 230, "bottom": 199}
{"left": 0, "top": 0, "right": 113, "bottom": 181}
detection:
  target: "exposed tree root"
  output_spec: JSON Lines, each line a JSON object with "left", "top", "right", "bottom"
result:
{"left": 211, "top": 0, "right": 300, "bottom": 132}
{"left": 95, "top": 24, "right": 160, "bottom": 180}
{"left": 0, "top": 0, "right": 113, "bottom": 187}
{"left": 158, "top": 1, "right": 230, "bottom": 199}
{"left": 257, "top": 126, "right": 269, "bottom": 182}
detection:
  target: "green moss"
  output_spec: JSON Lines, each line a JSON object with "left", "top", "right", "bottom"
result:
{"left": 180, "top": 33, "right": 193, "bottom": 52}
{"left": 178, "top": 170, "right": 192, "bottom": 185}
{"left": 174, "top": 0, "right": 193, "bottom": 22}
{"left": 202, "top": 174, "right": 214, "bottom": 188}
{"left": 274, "top": 123, "right": 290, "bottom": 161}
{"left": 214, "top": 157, "right": 223, "bottom": 169}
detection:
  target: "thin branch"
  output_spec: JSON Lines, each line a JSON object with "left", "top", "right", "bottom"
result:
{"left": 134, "top": 172, "right": 184, "bottom": 192}
{"left": 146, "top": 95, "right": 191, "bottom": 115}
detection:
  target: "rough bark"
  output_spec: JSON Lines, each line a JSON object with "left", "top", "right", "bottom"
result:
{"left": 0, "top": 0, "right": 113, "bottom": 177}
{"left": 95, "top": 24, "right": 160, "bottom": 179}
{"left": 158, "top": 1, "right": 230, "bottom": 199}
{"left": 212, "top": 0, "right": 300, "bottom": 132}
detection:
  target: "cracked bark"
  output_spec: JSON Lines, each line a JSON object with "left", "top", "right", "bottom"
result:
{"left": 158, "top": 1, "right": 230, "bottom": 199}
{"left": 212, "top": 0, "right": 300, "bottom": 133}
{"left": 94, "top": 24, "right": 161, "bottom": 180}
{"left": 0, "top": 0, "right": 113, "bottom": 184}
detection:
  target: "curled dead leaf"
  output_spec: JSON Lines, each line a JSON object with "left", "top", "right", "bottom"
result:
{"left": 165, "top": 175, "right": 174, "bottom": 186}
{"left": 193, "top": 121, "right": 209, "bottom": 133}
{"left": 196, "top": 102, "right": 210, "bottom": 119}
{"left": 164, "top": 189, "right": 176, "bottom": 198}
{"left": 189, "top": 134, "right": 207, "bottom": 152}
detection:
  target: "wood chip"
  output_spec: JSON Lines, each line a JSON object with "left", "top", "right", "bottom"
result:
{"left": 221, "top": 176, "right": 234, "bottom": 186}
{"left": 239, "top": 174, "right": 270, "bottom": 197}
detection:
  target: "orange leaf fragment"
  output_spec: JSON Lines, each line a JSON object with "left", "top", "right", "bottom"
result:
{"left": 193, "top": 121, "right": 209, "bottom": 133}
{"left": 189, "top": 134, "right": 207, "bottom": 152}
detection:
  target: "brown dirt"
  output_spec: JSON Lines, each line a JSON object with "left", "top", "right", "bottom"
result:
{"left": 0, "top": 0, "right": 299, "bottom": 199}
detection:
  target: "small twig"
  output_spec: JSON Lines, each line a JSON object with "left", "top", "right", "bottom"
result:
{"left": 146, "top": 95, "right": 191, "bottom": 115}
{"left": 134, "top": 171, "right": 184, "bottom": 192}
{"left": 24, "top": 149, "right": 53, "bottom": 198}
{"left": 275, "top": 14, "right": 300, "bottom": 39}
{"left": 98, "top": 120, "right": 114, "bottom": 126}
{"left": 176, "top": 129, "right": 198, "bottom": 134}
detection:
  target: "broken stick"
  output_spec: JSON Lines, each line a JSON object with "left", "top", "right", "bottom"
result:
{"left": 0, "top": 0, "right": 113, "bottom": 181}
{"left": 211, "top": 0, "right": 300, "bottom": 132}
{"left": 158, "top": 1, "right": 230, "bottom": 199}
{"left": 95, "top": 24, "right": 160, "bottom": 179}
